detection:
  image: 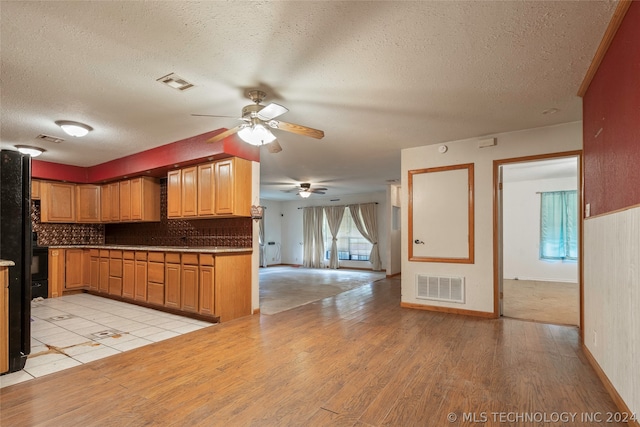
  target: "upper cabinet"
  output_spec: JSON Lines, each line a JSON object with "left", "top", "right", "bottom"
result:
{"left": 41, "top": 182, "right": 76, "bottom": 223}
{"left": 40, "top": 177, "right": 159, "bottom": 224}
{"left": 76, "top": 185, "right": 101, "bottom": 223}
{"left": 168, "top": 157, "right": 252, "bottom": 219}
{"left": 32, "top": 179, "right": 41, "bottom": 200}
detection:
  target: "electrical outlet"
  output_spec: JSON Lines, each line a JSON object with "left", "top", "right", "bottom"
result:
{"left": 585, "top": 203, "right": 591, "bottom": 218}
{"left": 593, "top": 330, "right": 597, "bottom": 347}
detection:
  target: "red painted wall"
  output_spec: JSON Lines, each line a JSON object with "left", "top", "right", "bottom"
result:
{"left": 583, "top": 1, "right": 640, "bottom": 216}
{"left": 32, "top": 129, "right": 260, "bottom": 183}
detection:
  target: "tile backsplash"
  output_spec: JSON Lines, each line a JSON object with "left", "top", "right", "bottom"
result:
{"left": 31, "top": 179, "right": 252, "bottom": 248}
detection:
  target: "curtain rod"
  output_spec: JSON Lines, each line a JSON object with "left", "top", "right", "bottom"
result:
{"left": 297, "top": 202, "right": 378, "bottom": 209}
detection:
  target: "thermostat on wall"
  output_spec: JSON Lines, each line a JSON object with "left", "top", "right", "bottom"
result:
{"left": 438, "top": 145, "right": 448, "bottom": 153}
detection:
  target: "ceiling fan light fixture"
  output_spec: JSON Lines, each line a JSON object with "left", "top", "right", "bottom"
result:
{"left": 237, "top": 124, "right": 276, "bottom": 146}
{"left": 55, "top": 120, "right": 93, "bottom": 137}
{"left": 299, "top": 191, "right": 312, "bottom": 199}
{"left": 15, "top": 145, "right": 45, "bottom": 157}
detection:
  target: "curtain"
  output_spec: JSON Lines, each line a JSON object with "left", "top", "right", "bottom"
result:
{"left": 258, "top": 215, "right": 267, "bottom": 268}
{"left": 540, "top": 190, "right": 578, "bottom": 260}
{"left": 303, "top": 207, "right": 325, "bottom": 268}
{"left": 324, "top": 206, "right": 345, "bottom": 269}
{"left": 349, "top": 203, "right": 382, "bottom": 271}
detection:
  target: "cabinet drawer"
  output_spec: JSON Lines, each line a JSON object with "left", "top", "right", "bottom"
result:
{"left": 165, "top": 253, "right": 181, "bottom": 264}
{"left": 147, "top": 283, "right": 164, "bottom": 306}
{"left": 148, "top": 262, "right": 164, "bottom": 283}
{"left": 123, "top": 251, "right": 134, "bottom": 260}
{"left": 148, "top": 252, "right": 164, "bottom": 262}
{"left": 109, "top": 250, "right": 123, "bottom": 258}
{"left": 90, "top": 249, "right": 100, "bottom": 257}
{"left": 182, "top": 254, "right": 199, "bottom": 265}
{"left": 100, "top": 250, "right": 110, "bottom": 257}
{"left": 109, "top": 258, "right": 123, "bottom": 277}
{"left": 200, "top": 254, "right": 214, "bottom": 266}
{"left": 135, "top": 251, "right": 148, "bottom": 261}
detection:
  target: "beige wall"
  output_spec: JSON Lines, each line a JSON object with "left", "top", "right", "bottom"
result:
{"left": 401, "top": 122, "right": 582, "bottom": 313}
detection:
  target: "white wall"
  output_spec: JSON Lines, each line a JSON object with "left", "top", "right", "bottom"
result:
{"left": 260, "top": 199, "right": 284, "bottom": 265}
{"left": 386, "top": 184, "right": 402, "bottom": 276}
{"left": 251, "top": 161, "right": 261, "bottom": 313}
{"left": 264, "top": 192, "right": 388, "bottom": 271}
{"left": 584, "top": 206, "right": 640, "bottom": 416}
{"left": 503, "top": 176, "right": 578, "bottom": 282}
{"left": 401, "top": 122, "right": 582, "bottom": 314}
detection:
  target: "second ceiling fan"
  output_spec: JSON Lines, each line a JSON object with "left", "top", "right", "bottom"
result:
{"left": 194, "top": 90, "right": 325, "bottom": 151}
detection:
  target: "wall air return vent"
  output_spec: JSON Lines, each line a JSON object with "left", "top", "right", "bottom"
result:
{"left": 416, "top": 274, "right": 465, "bottom": 304}
{"left": 36, "top": 134, "right": 65, "bottom": 143}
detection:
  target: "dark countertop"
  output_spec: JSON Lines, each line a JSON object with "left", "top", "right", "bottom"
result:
{"left": 47, "top": 245, "right": 252, "bottom": 254}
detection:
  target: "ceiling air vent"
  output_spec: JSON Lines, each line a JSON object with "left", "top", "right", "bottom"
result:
{"left": 36, "top": 134, "right": 65, "bottom": 143}
{"left": 156, "top": 73, "right": 194, "bottom": 91}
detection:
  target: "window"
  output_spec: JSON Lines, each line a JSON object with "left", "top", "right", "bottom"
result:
{"left": 540, "top": 190, "right": 578, "bottom": 261}
{"left": 323, "top": 208, "right": 373, "bottom": 261}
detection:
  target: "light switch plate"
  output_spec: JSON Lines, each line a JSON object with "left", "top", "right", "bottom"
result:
{"left": 585, "top": 203, "right": 591, "bottom": 217}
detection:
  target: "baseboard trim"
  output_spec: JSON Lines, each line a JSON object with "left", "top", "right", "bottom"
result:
{"left": 253, "top": 308, "right": 260, "bottom": 315}
{"left": 582, "top": 344, "right": 639, "bottom": 426}
{"left": 386, "top": 272, "right": 401, "bottom": 278}
{"left": 400, "top": 302, "right": 497, "bottom": 319}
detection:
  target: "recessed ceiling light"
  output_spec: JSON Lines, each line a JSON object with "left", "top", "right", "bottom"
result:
{"left": 15, "top": 145, "right": 45, "bottom": 157}
{"left": 157, "top": 73, "right": 194, "bottom": 91}
{"left": 542, "top": 108, "right": 559, "bottom": 115}
{"left": 55, "top": 120, "right": 93, "bottom": 137}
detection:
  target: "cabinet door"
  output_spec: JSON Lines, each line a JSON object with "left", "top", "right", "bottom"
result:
{"left": 147, "top": 261, "right": 165, "bottom": 306}
{"left": 134, "top": 260, "right": 148, "bottom": 301}
{"left": 215, "top": 254, "right": 252, "bottom": 322}
{"left": 181, "top": 166, "right": 198, "bottom": 217}
{"left": 76, "top": 184, "right": 101, "bottom": 223}
{"left": 197, "top": 163, "right": 215, "bottom": 216}
{"left": 41, "top": 182, "right": 76, "bottom": 222}
{"left": 119, "top": 179, "right": 131, "bottom": 221}
{"left": 167, "top": 170, "right": 181, "bottom": 218}
{"left": 109, "top": 182, "right": 120, "bottom": 222}
{"left": 31, "top": 179, "right": 41, "bottom": 200}
{"left": 122, "top": 259, "right": 135, "bottom": 299}
{"left": 101, "top": 184, "right": 111, "bottom": 222}
{"left": 165, "top": 262, "right": 181, "bottom": 308}
{"left": 181, "top": 264, "right": 199, "bottom": 313}
{"left": 199, "top": 265, "right": 215, "bottom": 315}
{"left": 99, "top": 257, "right": 109, "bottom": 293}
{"left": 214, "top": 159, "right": 234, "bottom": 215}
{"left": 89, "top": 256, "right": 99, "bottom": 291}
{"left": 64, "top": 249, "right": 84, "bottom": 289}
{"left": 130, "top": 177, "right": 143, "bottom": 221}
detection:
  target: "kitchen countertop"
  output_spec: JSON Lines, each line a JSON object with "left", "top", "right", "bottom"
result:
{"left": 0, "top": 259, "right": 15, "bottom": 267}
{"left": 47, "top": 245, "right": 252, "bottom": 254}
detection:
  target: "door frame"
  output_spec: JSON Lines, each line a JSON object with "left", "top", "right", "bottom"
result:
{"left": 492, "top": 150, "right": 583, "bottom": 336}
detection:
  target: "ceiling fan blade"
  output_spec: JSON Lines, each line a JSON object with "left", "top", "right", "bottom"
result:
{"left": 257, "top": 103, "right": 288, "bottom": 121}
{"left": 191, "top": 113, "right": 239, "bottom": 118}
{"left": 268, "top": 120, "right": 324, "bottom": 139}
{"left": 205, "top": 125, "right": 243, "bottom": 144}
{"left": 311, "top": 191, "right": 326, "bottom": 195}
{"left": 311, "top": 187, "right": 328, "bottom": 191}
{"left": 266, "top": 139, "right": 282, "bottom": 154}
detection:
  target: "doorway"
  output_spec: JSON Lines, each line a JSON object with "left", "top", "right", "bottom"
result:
{"left": 494, "top": 152, "right": 582, "bottom": 327}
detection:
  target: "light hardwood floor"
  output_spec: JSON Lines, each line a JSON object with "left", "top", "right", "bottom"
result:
{"left": 0, "top": 277, "right": 625, "bottom": 426}
{"left": 503, "top": 279, "right": 579, "bottom": 326}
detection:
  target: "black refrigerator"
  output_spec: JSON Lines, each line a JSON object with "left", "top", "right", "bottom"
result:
{"left": 0, "top": 149, "right": 32, "bottom": 373}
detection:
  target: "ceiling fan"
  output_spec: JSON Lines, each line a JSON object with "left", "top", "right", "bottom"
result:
{"left": 283, "top": 182, "right": 328, "bottom": 198}
{"left": 193, "top": 90, "right": 324, "bottom": 150}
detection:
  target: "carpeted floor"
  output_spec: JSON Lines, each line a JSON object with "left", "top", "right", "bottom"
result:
{"left": 259, "top": 266, "right": 386, "bottom": 315}
{"left": 503, "top": 279, "right": 579, "bottom": 326}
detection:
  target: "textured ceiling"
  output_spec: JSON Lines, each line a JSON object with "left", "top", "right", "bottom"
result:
{"left": 0, "top": 1, "right": 616, "bottom": 200}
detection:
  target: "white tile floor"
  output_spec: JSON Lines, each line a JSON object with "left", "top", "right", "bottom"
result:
{"left": 0, "top": 293, "right": 215, "bottom": 388}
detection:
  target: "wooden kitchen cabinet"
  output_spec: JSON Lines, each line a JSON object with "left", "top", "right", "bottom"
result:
{"left": 100, "top": 184, "right": 112, "bottom": 222}
{"left": 64, "top": 249, "right": 85, "bottom": 289}
{"left": 108, "top": 182, "right": 120, "bottom": 222}
{"left": 181, "top": 166, "right": 198, "bottom": 217}
{"left": 165, "top": 253, "right": 181, "bottom": 309}
{"left": 41, "top": 182, "right": 76, "bottom": 223}
{"left": 98, "top": 250, "right": 110, "bottom": 293}
{"left": 119, "top": 179, "right": 131, "bottom": 221}
{"left": 147, "top": 252, "right": 165, "bottom": 306}
{"left": 215, "top": 253, "right": 252, "bottom": 322}
{"left": 76, "top": 184, "right": 101, "bottom": 223}
{"left": 197, "top": 162, "right": 215, "bottom": 216}
{"left": 131, "top": 177, "right": 160, "bottom": 222}
{"left": 89, "top": 250, "right": 99, "bottom": 291}
{"left": 167, "top": 170, "right": 181, "bottom": 219}
{"left": 199, "top": 255, "right": 215, "bottom": 316}
{"left": 134, "top": 252, "right": 148, "bottom": 302}
{"left": 181, "top": 254, "right": 199, "bottom": 313}
{"left": 122, "top": 252, "right": 135, "bottom": 299}
{"left": 109, "top": 250, "right": 123, "bottom": 296}
{"left": 214, "top": 157, "right": 252, "bottom": 216}
{"left": 31, "top": 179, "right": 41, "bottom": 200}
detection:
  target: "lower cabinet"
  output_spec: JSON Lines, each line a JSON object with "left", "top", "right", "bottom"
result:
{"left": 147, "top": 252, "right": 165, "bottom": 306}
{"left": 181, "top": 254, "right": 199, "bottom": 313}
{"left": 122, "top": 252, "right": 135, "bottom": 299}
{"left": 199, "top": 255, "right": 215, "bottom": 316}
{"left": 165, "top": 253, "right": 181, "bottom": 309}
{"left": 64, "top": 249, "right": 85, "bottom": 290}
{"left": 108, "top": 250, "right": 123, "bottom": 296}
{"left": 99, "top": 250, "right": 109, "bottom": 293}
{"left": 89, "top": 250, "right": 99, "bottom": 291}
{"left": 134, "top": 252, "right": 148, "bottom": 302}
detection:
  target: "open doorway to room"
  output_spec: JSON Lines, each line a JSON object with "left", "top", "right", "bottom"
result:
{"left": 496, "top": 153, "right": 581, "bottom": 326}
